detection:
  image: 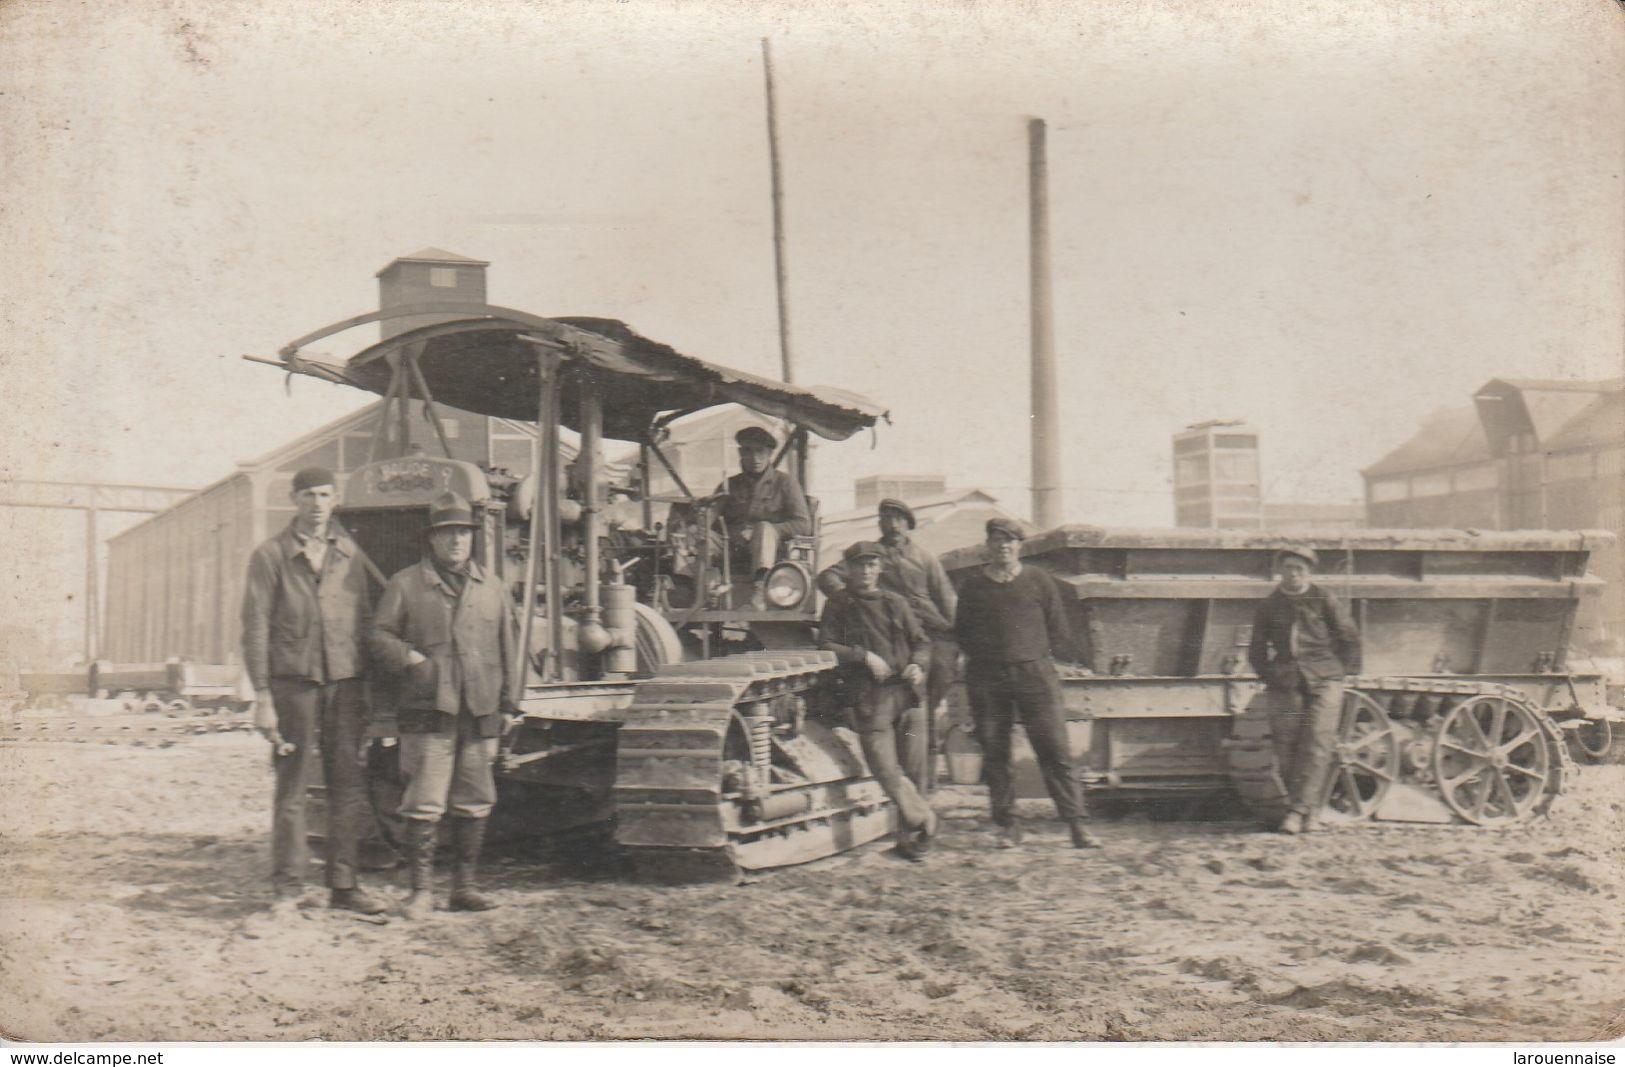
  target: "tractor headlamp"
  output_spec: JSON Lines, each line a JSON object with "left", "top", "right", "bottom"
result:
{"left": 764, "top": 562, "right": 810, "bottom": 609}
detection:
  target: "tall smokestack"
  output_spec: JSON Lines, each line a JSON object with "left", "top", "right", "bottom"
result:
{"left": 1028, "top": 117, "right": 1063, "bottom": 528}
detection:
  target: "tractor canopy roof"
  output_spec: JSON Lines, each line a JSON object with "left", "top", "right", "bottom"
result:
{"left": 271, "top": 303, "right": 888, "bottom": 443}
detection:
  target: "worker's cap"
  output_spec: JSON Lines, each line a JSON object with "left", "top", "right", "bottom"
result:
{"left": 985, "top": 516, "right": 1025, "bottom": 542}
{"left": 735, "top": 426, "right": 778, "bottom": 450}
{"left": 877, "top": 498, "right": 917, "bottom": 529}
{"left": 428, "top": 491, "right": 479, "bottom": 530}
{"left": 291, "top": 467, "right": 336, "bottom": 493}
{"left": 843, "top": 540, "right": 886, "bottom": 562}
{"left": 1275, "top": 546, "right": 1319, "bottom": 569}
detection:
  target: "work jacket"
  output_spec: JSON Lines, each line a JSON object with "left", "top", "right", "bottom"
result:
{"left": 819, "top": 588, "right": 931, "bottom": 692}
{"left": 1248, "top": 583, "right": 1362, "bottom": 687}
{"left": 878, "top": 535, "right": 957, "bottom": 638}
{"left": 368, "top": 557, "right": 517, "bottom": 736}
{"left": 715, "top": 468, "right": 813, "bottom": 539}
{"left": 240, "top": 521, "right": 371, "bottom": 691}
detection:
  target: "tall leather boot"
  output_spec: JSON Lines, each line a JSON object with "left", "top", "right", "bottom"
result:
{"left": 448, "top": 817, "right": 499, "bottom": 912}
{"left": 400, "top": 818, "right": 437, "bottom": 920}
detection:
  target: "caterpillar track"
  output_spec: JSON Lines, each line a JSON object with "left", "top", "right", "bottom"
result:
{"left": 4, "top": 714, "right": 255, "bottom": 745}
{"left": 1226, "top": 677, "right": 1575, "bottom": 827}
{"left": 612, "top": 650, "right": 896, "bottom": 883}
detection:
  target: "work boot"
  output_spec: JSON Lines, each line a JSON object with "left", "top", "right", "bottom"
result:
{"left": 1300, "top": 811, "right": 1322, "bottom": 834}
{"left": 448, "top": 817, "right": 499, "bottom": 912}
{"left": 401, "top": 818, "right": 438, "bottom": 920}
{"left": 1068, "top": 818, "right": 1102, "bottom": 850}
{"left": 994, "top": 819, "right": 1024, "bottom": 849}
{"left": 329, "top": 886, "right": 389, "bottom": 915}
{"left": 1276, "top": 811, "right": 1304, "bottom": 836}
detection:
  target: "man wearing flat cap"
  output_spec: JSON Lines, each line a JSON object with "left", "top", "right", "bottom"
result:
{"left": 241, "top": 466, "right": 387, "bottom": 916}
{"left": 1248, "top": 546, "right": 1362, "bottom": 835}
{"left": 819, "top": 497, "right": 958, "bottom": 791}
{"left": 819, "top": 541, "right": 938, "bottom": 859}
{"left": 954, "top": 517, "right": 1100, "bottom": 850}
{"left": 370, "top": 491, "right": 518, "bottom": 918}
{"left": 713, "top": 425, "right": 812, "bottom": 608}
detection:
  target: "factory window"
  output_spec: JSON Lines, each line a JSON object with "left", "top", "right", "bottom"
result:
{"left": 429, "top": 267, "right": 458, "bottom": 288}
{"left": 1369, "top": 478, "right": 1409, "bottom": 503}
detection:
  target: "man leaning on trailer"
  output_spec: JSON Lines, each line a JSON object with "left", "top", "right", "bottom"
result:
{"left": 240, "top": 466, "right": 389, "bottom": 917}
{"left": 1247, "top": 546, "right": 1363, "bottom": 835}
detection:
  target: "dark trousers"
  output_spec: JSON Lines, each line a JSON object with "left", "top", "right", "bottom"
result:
{"left": 1267, "top": 674, "right": 1344, "bottom": 815}
{"left": 269, "top": 678, "right": 369, "bottom": 890}
{"left": 851, "top": 680, "right": 931, "bottom": 829}
{"left": 966, "top": 659, "right": 1085, "bottom": 824}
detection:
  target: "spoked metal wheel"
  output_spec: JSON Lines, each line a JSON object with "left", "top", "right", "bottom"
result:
{"left": 1320, "top": 690, "right": 1399, "bottom": 821}
{"left": 1431, "top": 695, "right": 1553, "bottom": 825}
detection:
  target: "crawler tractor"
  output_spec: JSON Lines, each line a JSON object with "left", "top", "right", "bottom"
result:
{"left": 254, "top": 304, "right": 893, "bottom": 880}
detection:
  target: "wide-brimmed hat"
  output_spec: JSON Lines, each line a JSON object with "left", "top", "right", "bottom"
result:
{"left": 428, "top": 491, "right": 478, "bottom": 529}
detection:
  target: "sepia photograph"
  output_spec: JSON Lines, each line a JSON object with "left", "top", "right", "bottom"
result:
{"left": 2, "top": 0, "right": 1622, "bottom": 1050}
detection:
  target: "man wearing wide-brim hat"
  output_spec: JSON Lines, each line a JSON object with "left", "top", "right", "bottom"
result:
{"left": 1247, "top": 545, "right": 1363, "bottom": 835}
{"left": 818, "top": 541, "right": 938, "bottom": 859}
{"left": 711, "top": 424, "right": 812, "bottom": 608}
{"left": 241, "top": 466, "right": 388, "bottom": 917}
{"left": 370, "top": 490, "right": 518, "bottom": 917}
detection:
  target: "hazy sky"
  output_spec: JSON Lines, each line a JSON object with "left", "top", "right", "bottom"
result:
{"left": 4, "top": 0, "right": 1623, "bottom": 657}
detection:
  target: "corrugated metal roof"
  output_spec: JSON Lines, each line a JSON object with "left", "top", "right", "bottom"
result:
{"left": 276, "top": 309, "right": 888, "bottom": 443}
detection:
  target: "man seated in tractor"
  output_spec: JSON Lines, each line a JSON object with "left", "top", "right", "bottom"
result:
{"left": 818, "top": 541, "right": 939, "bottom": 860}
{"left": 369, "top": 491, "right": 519, "bottom": 918}
{"left": 711, "top": 425, "right": 811, "bottom": 609}
{"left": 1247, "top": 546, "right": 1363, "bottom": 835}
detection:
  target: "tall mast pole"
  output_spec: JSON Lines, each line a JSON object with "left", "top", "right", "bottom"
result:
{"left": 762, "top": 37, "right": 795, "bottom": 385}
{"left": 1028, "top": 117, "right": 1063, "bottom": 529}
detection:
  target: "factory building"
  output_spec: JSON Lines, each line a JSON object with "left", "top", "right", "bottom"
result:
{"left": 1363, "top": 377, "right": 1624, "bottom": 652}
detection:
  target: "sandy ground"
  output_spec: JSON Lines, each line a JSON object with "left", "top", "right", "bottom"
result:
{"left": 1, "top": 732, "right": 1622, "bottom": 1044}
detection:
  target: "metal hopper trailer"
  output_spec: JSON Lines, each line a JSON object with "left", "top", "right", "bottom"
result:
{"left": 940, "top": 526, "right": 1618, "bottom": 828}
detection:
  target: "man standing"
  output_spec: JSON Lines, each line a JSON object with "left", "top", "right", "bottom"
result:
{"left": 819, "top": 542, "right": 938, "bottom": 860}
{"left": 1247, "top": 547, "right": 1362, "bottom": 835}
{"left": 954, "top": 517, "right": 1099, "bottom": 850}
{"left": 874, "top": 498, "right": 957, "bottom": 788}
{"left": 241, "top": 466, "right": 387, "bottom": 916}
{"left": 713, "top": 425, "right": 811, "bottom": 608}
{"left": 369, "top": 491, "right": 518, "bottom": 918}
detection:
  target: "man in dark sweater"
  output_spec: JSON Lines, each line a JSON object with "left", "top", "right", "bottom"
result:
{"left": 1247, "top": 546, "right": 1362, "bottom": 835}
{"left": 954, "top": 517, "right": 1099, "bottom": 849}
{"left": 819, "top": 541, "right": 939, "bottom": 859}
